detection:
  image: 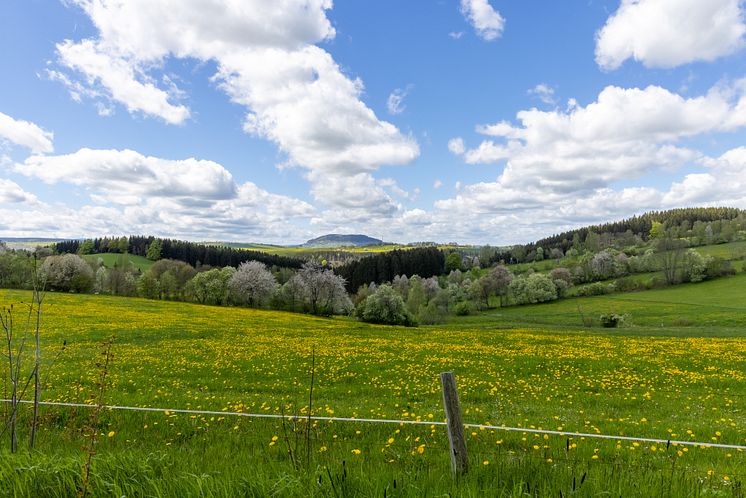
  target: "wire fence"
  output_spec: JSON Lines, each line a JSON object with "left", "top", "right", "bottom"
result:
{"left": 3, "top": 399, "right": 745, "bottom": 452}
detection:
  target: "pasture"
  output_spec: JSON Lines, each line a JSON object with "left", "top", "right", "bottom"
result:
{"left": 0, "top": 285, "right": 744, "bottom": 496}
{"left": 82, "top": 253, "right": 154, "bottom": 273}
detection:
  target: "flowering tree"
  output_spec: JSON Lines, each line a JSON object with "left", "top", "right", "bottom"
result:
{"left": 228, "top": 261, "right": 278, "bottom": 307}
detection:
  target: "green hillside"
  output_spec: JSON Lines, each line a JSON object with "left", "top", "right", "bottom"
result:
{"left": 464, "top": 273, "right": 746, "bottom": 336}
{"left": 83, "top": 253, "right": 154, "bottom": 272}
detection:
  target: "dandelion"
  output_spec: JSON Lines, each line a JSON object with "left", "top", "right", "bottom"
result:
{"left": 107, "top": 431, "right": 115, "bottom": 438}
{"left": 483, "top": 460, "right": 489, "bottom": 465}
{"left": 351, "top": 449, "right": 361, "bottom": 455}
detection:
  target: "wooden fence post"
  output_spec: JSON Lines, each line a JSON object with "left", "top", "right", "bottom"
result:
{"left": 440, "top": 371, "right": 468, "bottom": 477}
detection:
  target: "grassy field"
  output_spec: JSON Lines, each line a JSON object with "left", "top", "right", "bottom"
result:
{"left": 82, "top": 253, "right": 154, "bottom": 273}
{"left": 0, "top": 284, "right": 744, "bottom": 496}
{"left": 212, "top": 242, "right": 479, "bottom": 259}
{"left": 480, "top": 273, "right": 746, "bottom": 336}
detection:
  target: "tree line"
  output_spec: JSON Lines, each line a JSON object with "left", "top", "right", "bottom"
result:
{"left": 334, "top": 247, "right": 445, "bottom": 292}
{"left": 54, "top": 236, "right": 304, "bottom": 270}
{"left": 526, "top": 207, "right": 745, "bottom": 255}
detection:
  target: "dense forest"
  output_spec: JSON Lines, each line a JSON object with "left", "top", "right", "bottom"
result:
{"left": 335, "top": 247, "right": 445, "bottom": 291}
{"left": 54, "top": 236, "right": 304, "bottom": 270}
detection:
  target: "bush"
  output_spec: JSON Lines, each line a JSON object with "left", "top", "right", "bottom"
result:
{"left": 453, "top": 301, "right": 476, "bottom": 316}
{"left": 509, "top": 273, "right": 557, "bottom": 305}
{"left": 600, "top": 313, "right": 621, "bottom": 328}
{"left": 418, "top": 300, "right": 448, "bottom": 325}
{"left": 614, "top": 276, "right": 643, "bottom": 292}
{"left": 600, "top": 313, "right": 628, "bottom": 328}
{"left": 356, "top": 284, "right": 416, "bottom": 326}
{"left": 575, "top": 282, "right": 616, "bottom": 297}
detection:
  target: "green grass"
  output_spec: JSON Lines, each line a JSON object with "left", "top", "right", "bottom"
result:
{"left": 470, "top": 273, "right": 746, "bottom": 336}
{"left": 695, "top": 240, "right": 746, "bottom": 259}
{"left": 0, "top": 283, "right": 744, "bottom": 496}
{"left": 83, "top": 253, "right": 154, "bottom": 272}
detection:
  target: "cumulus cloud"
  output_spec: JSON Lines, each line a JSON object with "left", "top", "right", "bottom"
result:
{"left": 433, "top": 80, "right": 746, "bottom": 243}
{"left": 306, "top": 170, "right": 408, "bottom": 221}
{"left": 460, "top": 0, "right": 505, "bottom": 41}
{"left": 16, "top": 148, "right": 236, "bottom": 205}
{"left": 54, "top": 0, "right": 419, "bottom": 189}
{"left": 0, "top": 112, "right": 54, "bottom": 153}
{"left": 0, "top": 179, "right": 38, "bottom": 204}
{"left": 663, "top": 147, "right": 746, "bottom": 206}
{"left": 7, "top": 148, "right": 316, "bottom": 241}
{"left": 596, "top": 0, "right": 746, "bottom": 70}
{"left": 460, "top": 81, "right": 746, "bottom": 192}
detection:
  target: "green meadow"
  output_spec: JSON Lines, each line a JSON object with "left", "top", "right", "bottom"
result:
{"left": 0, "top": 279, "right": 744, "bottom": 496}
{"left": 82, "top": 253, "right": 155, "bottom": 273}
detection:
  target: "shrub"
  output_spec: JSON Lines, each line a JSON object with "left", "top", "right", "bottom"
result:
{"left": 509, "top": 273, "right": 557, "bottom": 305}
{"left": 356, "top": 284, "right": 416, "bottom": 326}
{"left": 600, "top": 313, "right": 621, "bottom": 328}
{"left": 575, "top": 282, "right": 616, "bottom": 297}
{"left": 453, "top": 301, "right": 476, "bottom": 316}
{"left": 418, "top": 300, "right": 448, "bottom": 325}
{"left": 600, "top": 313, "right": 628, "bottom": 328}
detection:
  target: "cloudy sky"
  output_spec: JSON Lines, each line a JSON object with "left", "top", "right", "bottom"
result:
{"left": 1, "top": 0, "right": 745, "bottom": 245}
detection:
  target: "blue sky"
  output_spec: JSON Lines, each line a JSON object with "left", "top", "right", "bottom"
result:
{"left": 1, "top": 0, "right": 745, "bottom": 245}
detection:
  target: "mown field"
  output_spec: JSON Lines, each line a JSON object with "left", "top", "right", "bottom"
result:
{"left": 82, "top": 253, "right": 154, "bottom": 272}
{"left": 0, "top": 282, "right": 744, "bottom": 496}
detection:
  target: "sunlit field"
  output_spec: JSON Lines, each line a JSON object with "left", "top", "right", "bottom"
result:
{"left": 1, "top": 287, "right": 744, "bottom": 496}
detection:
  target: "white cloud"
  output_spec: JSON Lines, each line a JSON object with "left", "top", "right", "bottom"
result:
{"left": 387, "top": 86, "right": 412, "bottom": 115}
{"left": 56, "top": 39, "right": 190, "bottom": 124}
{"left": 449, "top": 31, "right": 464, "bottom": 40}
{"left": 528, "top": 83, "right": 556, "bottom": 105}
{"left": 432, "top": 81, "right": 746, "bottom": 243}
{"left": 0, "top": 179, "right": 37, "bottom": 204}
{"left": 307, "top": 171, "right": 402, "bottom": 219}
{"left": 16, "top": 148, "right": 236, "bottom": 205}
{"left": 596, "top": 0, "right": 746, "bottom": 70}
{"left": 54, "top": 0, "right": 419, "bottom": 190}
{"left": 433, "top": 179, "right": 443, "bottom": 189}
{"left": 447, "top": 137, "right": 465, "bottom": 155}
{"left": 662, "top": 147, "right": 746, "bottom": 206}
{"left": 0, "top": 112, "right": 54, "bottom": 153}
{"left": 460, "top": 81, "right": 746, "bottom": 193}
{"left": 6, "top": 148, "right": 316, "bottom": 241}
{"left": 460, "top": 0, "right": 505, "bottom": 41}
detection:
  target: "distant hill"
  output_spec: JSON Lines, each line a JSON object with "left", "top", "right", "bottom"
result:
{"left": 302, "top": 234, "right": 384, "bottom": 248}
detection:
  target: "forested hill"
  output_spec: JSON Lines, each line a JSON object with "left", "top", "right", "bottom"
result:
{"left": 54, "top": 236, "right": 304, "bottom": 270}
{"left": 302, "top": 234, "right": 384, "bottom": 248}
{"left": 527, "top": 207, "right": 746, "bottom": 254}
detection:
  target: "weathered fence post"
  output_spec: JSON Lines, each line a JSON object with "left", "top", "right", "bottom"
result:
{"left": 440, "top": 371, "right": 468, "bottom": 477}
